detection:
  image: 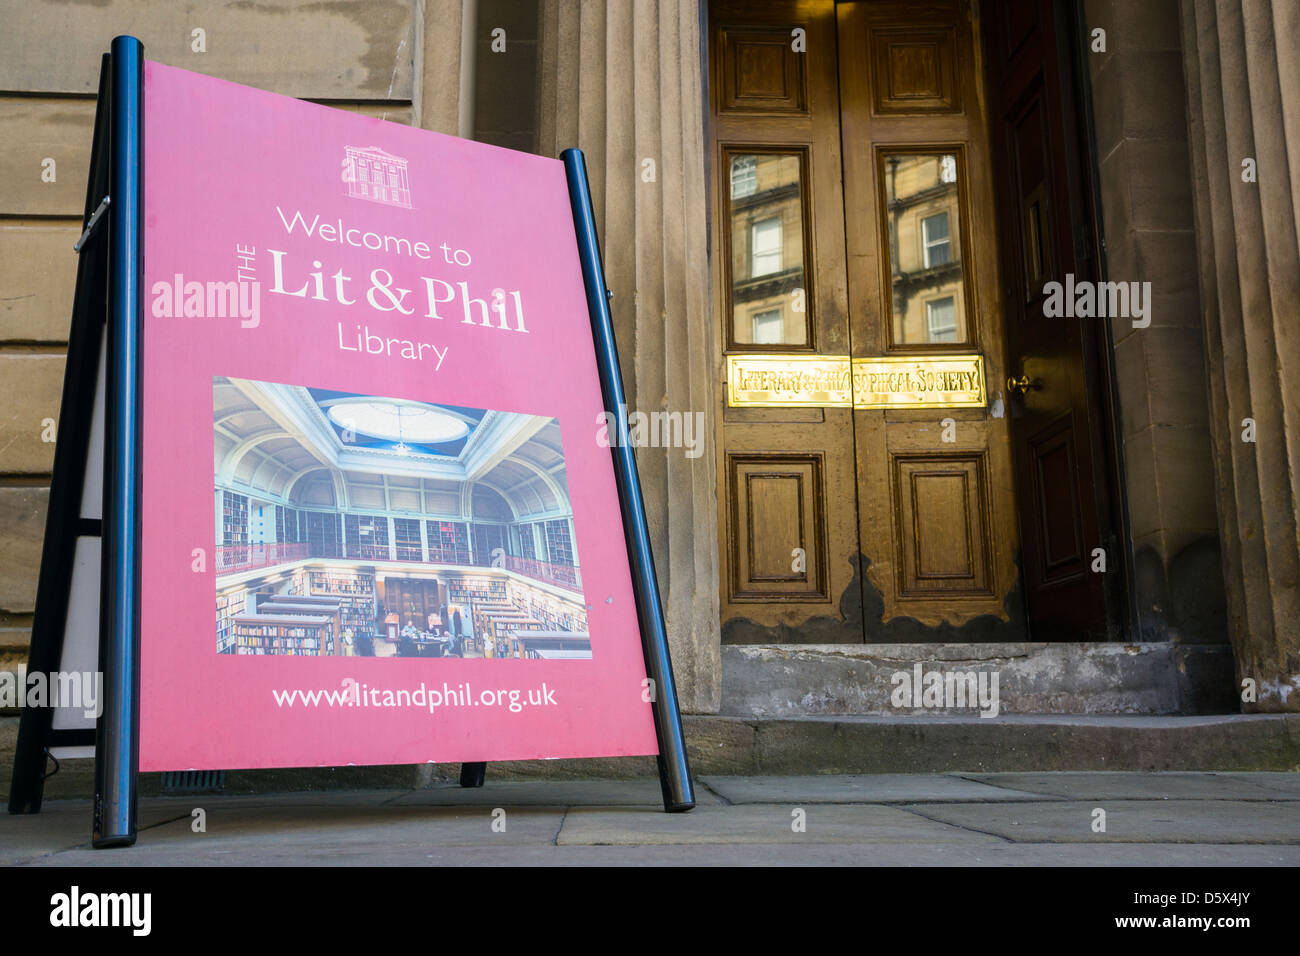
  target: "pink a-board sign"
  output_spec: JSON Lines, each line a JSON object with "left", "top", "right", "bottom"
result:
{"left": 139, "top": 60, "right": 659, "bottom": 771}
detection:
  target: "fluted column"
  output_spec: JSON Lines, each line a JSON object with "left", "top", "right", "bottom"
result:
{"left": 416, "top": 0, "right": 476, "bottom": 136}
{"left": 1180, "top": 0, "right": 1300, "bottom": 711}
{"left": 538, "top": 0, "right": 721, "bottom": 712}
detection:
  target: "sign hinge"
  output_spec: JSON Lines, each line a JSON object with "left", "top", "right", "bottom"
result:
{"left": 73, "top": 195, "right": 111, "bottom": 252}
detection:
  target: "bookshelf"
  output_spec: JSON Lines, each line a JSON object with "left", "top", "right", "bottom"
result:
{"left": 309, "top": 570, "right": 375, "bottom": 596}
{"left": 228, "top": 612, "right": 331, "bottom": 656}
{"left": 345, "top": 513, "right": 389, "bottom": 558}
{"left": 447, "top": 574, "right": 511, "bottom": 650}
{"left": 509, "top": 580, "right": 587, "bottom": 633}
{"left": 501, "top": 617, "right": 545, "bottom": 658}
{"left": 446, "top": 575, "right": 508, "bottom": 605}
{"left": 544, "top": 519, "right": 575, "bottom": 567}
{"left": 259, "top": 596, "right": 342, "bottom": 654}
{"left": 426, "top": 520, "right": 470, "bottom": 563}
{"left": 305, "top": 511, "right": 342, "bottom": 558}
{"left": 222, "top": 491, "right": 248, "bottom": 546}
{"left": 517, "top": 523, "right": 537, "bottom": 560}
{"left": 458, "top": 583, "right": 547, "bottom": 657}
{"left": 308, "top": 569, "right": 377, "bottom": 638}
{"left": 276, "top": 505, "right": 303, "bottom": 544}
{"left": 394, "top": 517, "right": 422, "bottom": 561}
{"left": 472, "top": 524, "right": 507, "bottom": 566}
{"left": 216, "top": 589, "right": 247, "bottom": 653}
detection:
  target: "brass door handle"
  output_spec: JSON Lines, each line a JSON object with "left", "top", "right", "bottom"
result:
{"left": 1007, "top": 374, "right": 1036, "bottom": 397}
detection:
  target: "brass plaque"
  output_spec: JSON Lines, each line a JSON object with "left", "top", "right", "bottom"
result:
{"left": 727, "top": 354, "right": 985, "bottom": 408}
{"left": 726, "top": 354, "right": 853, "bottom": 407}
{"left": 851, "top": 355, "right": 985, "bottom": 408}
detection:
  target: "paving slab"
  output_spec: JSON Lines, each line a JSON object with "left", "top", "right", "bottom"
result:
{"left": 1, "top": 814, "right": 94, "bottom": 866}
{"left": 1224, "top": 772, "right": 1300, "bottom": 798}
{"left": 1, "top": 799, "right": 205, "bottom": 865}
{"left": 908, "top": 799, "right": 1300, "bottom": 844}
{"left": 556, "top": 803, "right": 1003, "bottom": 846}
{"left": 144, "top": 789, "right": 412, "bottom": 811}
{"left": 128, "top": 803, "right": 567, "bottom": 850}
{"left": 700, "top": 773, "right": 1044, "bottom": 804}
{"left": 386, "top": 779, "right": 722, "bottom": 807}
{"left": 964, "top": 771, "right": 1300, "bottom": 801}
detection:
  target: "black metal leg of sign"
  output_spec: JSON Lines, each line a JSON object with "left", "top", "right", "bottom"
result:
{"left": 459, "top": 762, "right": 487, "bottom": 788}
{"left": 560, "top": 148, "right": 695, "bottom": 813}
{"left": 93, "top": 34, "right": 145, "bottom": 849}
{"left": 7, "top": 55, "right": 113, "bottom": 816}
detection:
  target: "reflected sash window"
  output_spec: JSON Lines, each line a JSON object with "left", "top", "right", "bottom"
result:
{"left": 726, "top": 150, "right": 809, "bottom": 347}
{"left": 926, "top": 296, "right": 957, "bottom": 342}
{"left": 730, "top": 156, "right": 757, "bottom": 199}
{"left": 922, "top": 212, "right": 951, "bottom": 268}
{"left": 881, "top": 150, "right": 970, "bottom": 346}
{"left": 752, "top": 308, "right": 783, "bottom": 344}
{"left": 751, "top": 217, "right": 783, "bottom": 276}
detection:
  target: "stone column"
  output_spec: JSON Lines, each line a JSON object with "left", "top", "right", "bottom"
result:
{"left": 416, "top": 0, "right": 476, "bottom": 135}
{"left": 538, "top": 0, "right": 721, "bottom": 712}
{"left": 1179, "top": 0, "right": 1300, "bottom": 712}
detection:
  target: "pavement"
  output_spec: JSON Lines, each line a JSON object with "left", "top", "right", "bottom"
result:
{"left": 4, "top": 771, "right": 1300, "bottom": 865}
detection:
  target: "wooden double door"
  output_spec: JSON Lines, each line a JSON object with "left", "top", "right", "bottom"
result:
{"left": 384, "top": 577, "right": 444, "bottom": 631}
{"left": 712, "top": 0, "right": 1124, "bottom": 643}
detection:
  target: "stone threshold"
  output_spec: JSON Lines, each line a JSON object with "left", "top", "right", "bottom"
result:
{"left": 720, "top": 642, "right": 1237, "bottom": 717}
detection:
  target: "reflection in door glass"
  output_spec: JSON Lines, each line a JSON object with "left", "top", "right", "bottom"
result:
{"left": 883, "top": 152, "right": 968, "bottom": 345}
{"left": 728, "top": 152, "right": 809, "bottom": 346}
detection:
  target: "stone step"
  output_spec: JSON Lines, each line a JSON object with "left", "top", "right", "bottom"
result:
{"left": 719, "top": 642, "right": 1237, "bottom": 717}
{"left": 3, "top": 712, "right": 1296, "bottom": 800}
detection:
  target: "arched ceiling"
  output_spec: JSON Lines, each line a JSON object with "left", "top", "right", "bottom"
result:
{"left": 214, "top": 377, "right": 570, "bottom": 520}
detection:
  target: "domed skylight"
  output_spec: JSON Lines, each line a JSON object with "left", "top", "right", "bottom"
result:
{"left": 326, "top": 399, "right": 469, "bottom": 445}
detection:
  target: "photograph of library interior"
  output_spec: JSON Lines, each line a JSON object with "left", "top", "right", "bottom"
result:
{"left": 213, "top": 376, "right": 591, "bottom": 661}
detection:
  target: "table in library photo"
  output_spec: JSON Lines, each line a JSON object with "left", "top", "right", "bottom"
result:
{"left": 518, "top": 631, "right": 593, "bottom": 660}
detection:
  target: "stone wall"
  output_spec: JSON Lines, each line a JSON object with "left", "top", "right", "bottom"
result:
{"left": 1083, "top": 0, "right": 1227, "bottom": 645}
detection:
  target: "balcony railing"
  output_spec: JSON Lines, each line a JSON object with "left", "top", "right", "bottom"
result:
{"left": 215, "top": 541, "right": 582, "bottom": 592}
{"left": 215, "top": 542, "right": 311, "bottom": 574}
{"left": 502, "top": 556, "right": 582, "bottom": 591}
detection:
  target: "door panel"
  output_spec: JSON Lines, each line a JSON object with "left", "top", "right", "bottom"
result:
{"left": 727, "top": 453, "right": 829, "bottom": 602}
{"left": 868, "top": 25, "right": 962, "bottom": 115}
{"left": 893, "top": 453, "right": 994, "bottom": 596}
{"left": 717, "top": 25, "right": 808, "bottom": 114}
{"left": 838, "top": 0, "right": 1022, "bottom": 633}
{"left": 984, "top": 0, "right": 1124, "bottom": 640}
{"left": 713, "top": 0, "right": 863, "bottom": 643}
{"left": 1030, "top": 412, "right": 1086, "bottom": 580}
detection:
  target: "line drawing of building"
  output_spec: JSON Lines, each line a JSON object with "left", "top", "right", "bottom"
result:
{"left": 342, "top": 145, "right": 412, "bottom": 208}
